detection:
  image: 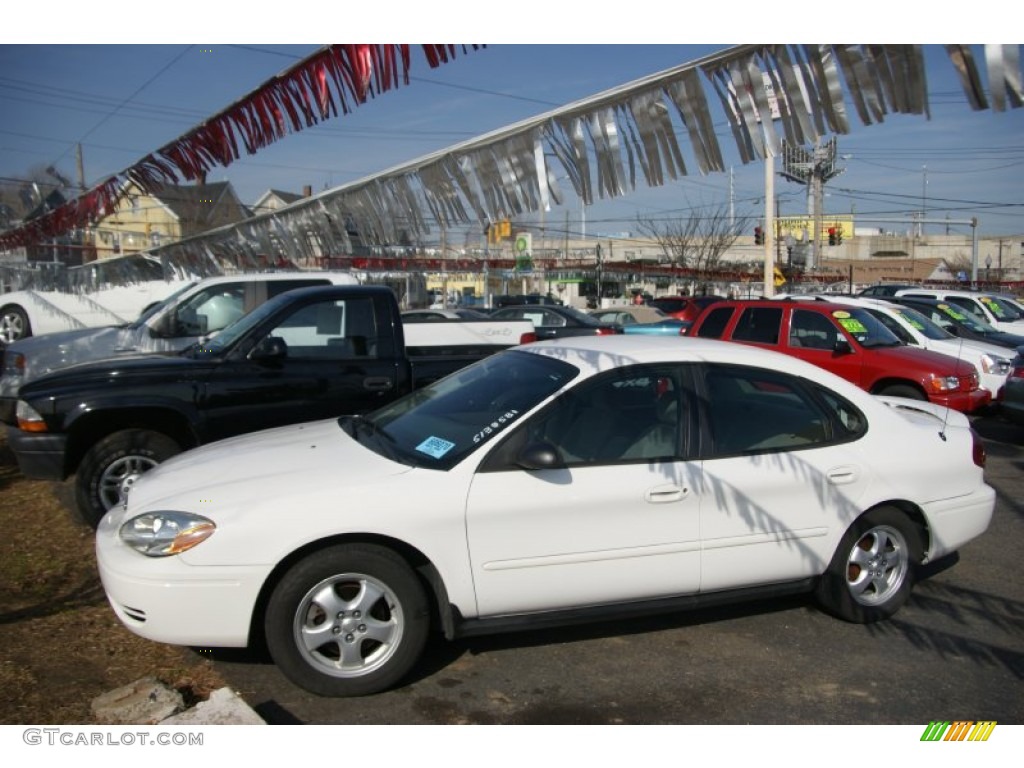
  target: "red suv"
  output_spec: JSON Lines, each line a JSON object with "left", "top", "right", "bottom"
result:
{"left": 689, "top": 300, "right": 990, "bottom": 413}
{"left": 648, "top": 295, "right": 724, "bottom": 323}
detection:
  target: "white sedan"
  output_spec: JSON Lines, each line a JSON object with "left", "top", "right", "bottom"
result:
{"left": 96, "top": 336, "right": 994, "bottom": 697}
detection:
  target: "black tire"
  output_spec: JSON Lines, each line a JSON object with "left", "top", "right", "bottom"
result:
{"left": 877, "top": 384, "right": 926, "bottom": 401}
{"left": 74, "top": 429, "right": 181, "bottom": 527}
{"left": 815, "top": 506, "right": 922, "bottom": 623}
{"left": 0, "top": 304, "right": 31, "bottom": 343}
{"left": 265, "top": 543, "right": 430, "bottom": 697}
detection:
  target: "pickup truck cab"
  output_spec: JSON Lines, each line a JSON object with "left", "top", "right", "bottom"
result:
{"left": 6, "top": 284, "right": 535, "bottom": 525}
{"left": 0, "top": 271, "right": 361, "bottom": 413}
{"left": 689, "top": 300, "right": 990, "bottom": 414}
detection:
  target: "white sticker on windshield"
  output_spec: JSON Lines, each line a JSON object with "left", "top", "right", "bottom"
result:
{"left": 416, "top": 436, "right": 456, "bottom": 459}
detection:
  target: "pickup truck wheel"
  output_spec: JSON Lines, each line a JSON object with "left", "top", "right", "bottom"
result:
{"left": 877, "top": 384, "right": 925, "bottom": 401}
{"left": 265, "top": 544, "right": 430, "bottom": 697}
{"left": 815, "top": 506, "right": 920, "bottom": 623}
{"left": 0, "top": 305, "right": 31, "bottom": 343}
{"left": 75, "top": 429, "right": 181, "bottom": 527}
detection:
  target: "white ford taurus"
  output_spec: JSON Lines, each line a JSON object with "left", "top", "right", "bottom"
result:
{"left": 96, "top": 336, "right": 994, "bottom": 697}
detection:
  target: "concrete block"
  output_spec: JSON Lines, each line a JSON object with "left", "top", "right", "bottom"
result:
{"left": 160, "top": 687, "right": 265, "bottom": 725}
{"left": 91, "top": 676, "right": 184, "bottom": 725}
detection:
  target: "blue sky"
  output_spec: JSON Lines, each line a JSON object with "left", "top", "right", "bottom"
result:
{"left": 2, "top": 10, "right": 1021, "bottom": 241}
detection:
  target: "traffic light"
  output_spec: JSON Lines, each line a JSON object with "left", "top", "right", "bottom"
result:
{"left": 828, "top": 227, "right": 837, "bottom": 246}
{"left": 835, "top": 227, "right": 843, "bottom": 245}
{"left": 754, "top": 226, "right": 763, "bottom": 245}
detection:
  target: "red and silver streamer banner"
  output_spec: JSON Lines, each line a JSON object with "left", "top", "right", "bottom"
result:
{"left": 3, "top": 44, "right": 1022, "bottom": 270}
{"left": 0, "top": 44, "right": 481, "bottom": 252}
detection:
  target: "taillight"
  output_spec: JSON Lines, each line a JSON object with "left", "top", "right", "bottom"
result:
{"left": 518, "top": 332, "right": 538, "bottom": 345}
{"left": 595, "top": 327, "right": 619, "bottom": 336}
{"left": 1011, "top": 363, "right": 1024, "bottom": 381}
{"left": 971, "top": 429, "right": 987, "bottom": 469}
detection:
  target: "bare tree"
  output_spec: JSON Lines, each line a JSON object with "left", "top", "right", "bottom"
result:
{"left": 634, "top": 201, "right": 750, "bottom": 287}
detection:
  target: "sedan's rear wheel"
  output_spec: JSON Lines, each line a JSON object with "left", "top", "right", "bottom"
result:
{"left": 816, "top": 507, "right": 921, "bottom": 623}
{"left": 265, "top": 544, "right": 429, "bottom": 697}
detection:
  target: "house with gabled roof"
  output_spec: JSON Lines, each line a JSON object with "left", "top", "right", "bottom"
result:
{"left": 91, "top": 178, "right": 249, "bottom": 260}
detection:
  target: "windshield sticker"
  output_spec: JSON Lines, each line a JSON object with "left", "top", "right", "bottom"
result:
{"left": 939, "top": 304, "right": 967, "bottom": 320}
{"left": 836, "top": 318, "right": 867, "bottom": 334}
{"left": 416, "top": 436, "right": 456, "bottom": 459}
{"left": 981, "top": 297, "right": 1006, "bottom": 317}
{"left": 831, "top": 310, "right": 851, "bottom": 319}
{"left": 893, "top": 310, "right": 926, "bottom": 330}
{"left": 472, "top": 409, "right": 521, "bottom": 444}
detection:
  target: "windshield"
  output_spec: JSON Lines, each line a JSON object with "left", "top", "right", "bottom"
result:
{"left": 888, "top": 305, "right": 954, "bottom": 341}
{"left": 129, "top": 281, "right": 197, "bottom": 328}
{"left": 985, "top": 295, "right": 1024, "bottom": 321}
{"left": 182, "top": 290, "right": 292, "bottom": 356}
{"left": 835, "top": 307, "right": 902, "bottom": 348}
{"left": 341, "top": 350, "right": 579, "bottom": 469}
{"left": 934, "top": 303, "right": 996, "bottom": 333}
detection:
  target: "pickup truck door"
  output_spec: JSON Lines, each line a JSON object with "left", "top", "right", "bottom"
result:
{"left": 199, "top": 295, "right": 405, "bottom": 440}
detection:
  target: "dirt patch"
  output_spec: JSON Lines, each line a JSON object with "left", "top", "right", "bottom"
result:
{"left": 0, "top": 430, "right": 226, "bottom": 724}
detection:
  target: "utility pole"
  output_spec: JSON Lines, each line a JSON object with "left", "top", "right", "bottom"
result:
{"left": 780, "top": 137, "right": 845, "bottom": 272}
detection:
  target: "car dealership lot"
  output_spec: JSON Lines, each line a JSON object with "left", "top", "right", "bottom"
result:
{"left": 196, "top": 412, "right": 1023, "bottom": 725}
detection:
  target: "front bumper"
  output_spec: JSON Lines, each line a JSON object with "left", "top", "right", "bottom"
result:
{"left": 6, "top": 425, "right": 68, "bottom": 480}
{"left": 95, "top": 512, "right": 269, "bottom": 648}
{"left": 930, "top": 387, "right": 991, "bottom": 414}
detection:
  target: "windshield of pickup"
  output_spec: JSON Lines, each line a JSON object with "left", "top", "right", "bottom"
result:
{"left": 341, "top": 350, "right": 579, "bottom": 469}
{"left": 183, "top": 291, "right": 292, "bottom": 356}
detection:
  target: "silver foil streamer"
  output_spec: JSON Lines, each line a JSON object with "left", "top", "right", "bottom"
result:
{"left": 18, "top": 43, "right": 1013, "bottom": 293}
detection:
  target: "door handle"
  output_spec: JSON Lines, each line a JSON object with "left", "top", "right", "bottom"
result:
{"left": 644, "top": 484, "right": 689, "bottom": 504}
{"left": 363, "top": 377, "right": 394, "bottom": 391}
{"left": 826, "top": 466, "right": 859, "bottom": 485}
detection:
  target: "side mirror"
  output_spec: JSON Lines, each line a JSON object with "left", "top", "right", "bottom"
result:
{"left": 250, "top": 336, "right": 288, "bottom": 362}
{"left": 834, "top": 338, "right": 853, "bottom": 355}
{"left": 516, "top": 442, "right": 566, "bottom": 471}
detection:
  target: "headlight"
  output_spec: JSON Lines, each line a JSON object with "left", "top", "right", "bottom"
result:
{"left": 927, "top": 375, "right": 962, "bottom": 393}
{"left": 15, "top": 400, "right": 47, "bottom": 432}
{"left": 120, "top": 512, "right": 216, "bottom": 557}
{"left": 979, "top": 354, "right": 1012, "bottom": 376}
{"left": 2, "top": 352, "right": 25, "bottom": 376}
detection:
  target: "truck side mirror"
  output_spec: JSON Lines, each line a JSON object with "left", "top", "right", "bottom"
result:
{"left": 250, "top": 336, "right": 288, "bottom": 362}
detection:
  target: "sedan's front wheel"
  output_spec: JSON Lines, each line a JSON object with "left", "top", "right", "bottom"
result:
{"left": 816, "top": 507, "right": 921, "bottom": 623}
{"left": 265, "top": 544, "right": 430, "bottom": 697}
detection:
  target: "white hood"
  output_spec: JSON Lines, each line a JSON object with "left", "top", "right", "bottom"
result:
{"left": 122, "top": 418, "right": 413, "bottom": 514}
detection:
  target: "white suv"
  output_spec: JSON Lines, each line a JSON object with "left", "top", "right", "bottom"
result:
{"left": 894, "top": 289, "right": 1024, "bottom": 332}
{"left": 826, "top": 296, "right": 1014, "bottom": 400}
{"left": 0, "top": 271, "right": 360, "bottom": 402}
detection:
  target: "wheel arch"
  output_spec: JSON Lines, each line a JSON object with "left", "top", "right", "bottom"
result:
{"left": 870, "top": 378, "right": 927, "bottom": 399}
{"left": 248, "top": 533, "right": 456, "bottom": 653}
{"left": 859, "top": 499, "right": 930, "bottom": 562}
{"left": 64, "top": 408, "right": 199, "bottom": 477}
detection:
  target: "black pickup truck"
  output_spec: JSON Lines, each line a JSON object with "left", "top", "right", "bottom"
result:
{"left": 5, "top": 284, "right": 535, "bottom": 525}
